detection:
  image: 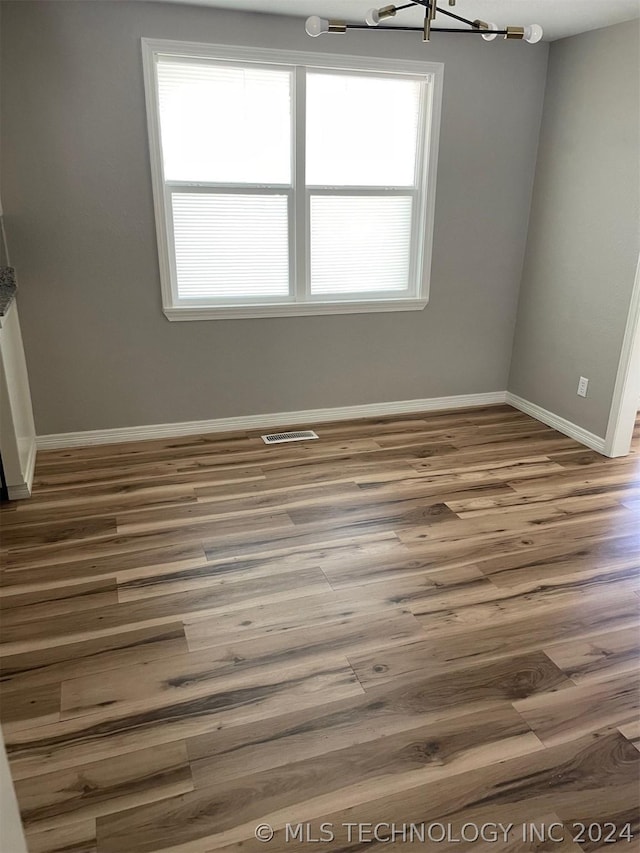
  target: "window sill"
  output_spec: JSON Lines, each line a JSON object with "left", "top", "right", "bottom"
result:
{"left": 163, "top": 299, "right": 428, "bottom": 321}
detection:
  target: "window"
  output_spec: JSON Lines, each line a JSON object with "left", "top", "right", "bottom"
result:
{"left": 142, "top": 40, "right": 442, "bottom": 320}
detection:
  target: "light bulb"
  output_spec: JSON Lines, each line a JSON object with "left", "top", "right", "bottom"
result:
{"left": 523, "top": 23, "right": 544, "bottom": 43}
{"left": 365, "top": 8, "right": 381, "bottom": 26}
{"left": 305, "top": 15, "right": 329, "bottom": 36}
{"left": 481, "top": 22, "right": 499, "bottom": 41}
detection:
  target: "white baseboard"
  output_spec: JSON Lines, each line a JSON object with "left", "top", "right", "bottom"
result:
{"left": 34, "top": 391, "right": 610, "bottom": 456}
{"left": 36, "top": 391, "right": 508, "bottom": 450}
{"left": 506, "top": 392, "right": 607, "bottom": 455}
{"left": 7, "top": 437, "right": 37, "bottom": 499}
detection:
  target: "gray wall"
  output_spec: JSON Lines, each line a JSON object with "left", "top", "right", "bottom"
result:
{"left": 1, "top": 1, "right": 548, "bottom": 435}
{"left": 508, "top": 21, "right": 640, "bottom": 438}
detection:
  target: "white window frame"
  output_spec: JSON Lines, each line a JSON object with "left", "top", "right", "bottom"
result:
{"left": 141, "top": 38, "right": 443, "bottom": 321}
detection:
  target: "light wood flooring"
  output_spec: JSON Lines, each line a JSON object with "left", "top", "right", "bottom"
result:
{"left": 0, "top": 405, "right": 638, "bottom": 853}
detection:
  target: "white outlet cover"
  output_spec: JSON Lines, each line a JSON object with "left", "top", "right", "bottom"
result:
{"left": 577, "top": 377, "right": 589, "bottom": 397}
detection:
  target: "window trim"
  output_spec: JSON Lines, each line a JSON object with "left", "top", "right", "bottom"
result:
{"left": 141, "top": 38, "right": 444, "bottom": 321}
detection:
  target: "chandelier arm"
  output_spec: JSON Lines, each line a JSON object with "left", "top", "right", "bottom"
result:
{"left": 345, "top": 23, "right": 508, "bottom": 33}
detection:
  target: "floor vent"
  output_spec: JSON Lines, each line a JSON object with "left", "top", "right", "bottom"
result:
{"left": 261, "top": 430, "right": 319, "bottom": 445}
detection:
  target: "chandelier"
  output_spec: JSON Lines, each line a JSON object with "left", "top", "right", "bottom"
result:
{"left": 305, "top": 1, "right": 544, "bottom": 44}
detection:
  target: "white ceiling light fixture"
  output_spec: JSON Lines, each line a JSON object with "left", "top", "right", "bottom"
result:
{"left": 305, "top": 1, "right": 543, "bottom": 44}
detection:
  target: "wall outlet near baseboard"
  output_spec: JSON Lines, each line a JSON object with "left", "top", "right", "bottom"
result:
{"left": 577, "top": 376, "right": 589, "bottom": 397}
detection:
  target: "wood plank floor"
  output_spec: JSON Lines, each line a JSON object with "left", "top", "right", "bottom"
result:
{"left": 0, "top": 405, "right": 638, "bottom": 853}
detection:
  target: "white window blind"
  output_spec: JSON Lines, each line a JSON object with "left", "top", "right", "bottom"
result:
{"left": 306, "top": 70, "right": 421, "bottom": 301}
{"left": 157, "top": 60, "right": 292, "bottom": 184}
{"left": 310, "top": 196, "right": 413, "bottom": 295}
{"left": 143, "top": 40, "right": 441, "bottom": 318}
{"left": 172, "top": 193, "right": 289, "bottom": 300}
{"left": 306, "top": 72, "right": 422, "bottom": 187}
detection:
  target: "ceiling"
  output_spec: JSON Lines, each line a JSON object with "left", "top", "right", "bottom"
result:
{"left": 166, "top": 0, "right": 640, "bottom": 41}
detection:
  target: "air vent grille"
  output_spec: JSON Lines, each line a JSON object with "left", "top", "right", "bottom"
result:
{"left": 261, "top": 430, "right": 319, "bottom": 444}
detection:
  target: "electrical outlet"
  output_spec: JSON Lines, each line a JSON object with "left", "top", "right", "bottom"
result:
{"left": 577, "top": 376, "right": 589, "bottom": 397}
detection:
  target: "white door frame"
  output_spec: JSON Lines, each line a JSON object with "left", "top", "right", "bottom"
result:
{"left": 604, "top": 253, "right": 640, "bottom": 457}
